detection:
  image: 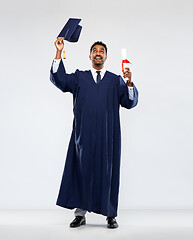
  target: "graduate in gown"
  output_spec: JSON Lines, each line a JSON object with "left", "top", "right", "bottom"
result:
{"left": 50, "top": 38, "right": 139, "bottom": 228}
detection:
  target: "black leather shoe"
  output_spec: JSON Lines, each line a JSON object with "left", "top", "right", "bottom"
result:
{"left": 106, "top": 217, "right": 118, "bottom": 229}
{"left": 70, "top": 216, "right": 86, "bottom": 228}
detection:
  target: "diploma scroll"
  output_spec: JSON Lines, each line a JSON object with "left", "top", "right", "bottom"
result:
{"left": 121, "top": 48, "right": 132, "bottom": 81}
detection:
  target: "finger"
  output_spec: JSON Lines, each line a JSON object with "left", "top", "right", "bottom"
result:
{"left": 57, "top": 37, "right": 64, "bottom": 40}
{"left": 58, "top": 41, "right": 64, "bottom": 45}
{"left": 56, "top": 37, "right": 64, "bottom": 44}
{"left": 124, "top": 73, "right": 132, "bottom": 78}
{"left": 56, "top": 40, "right": 64, "bottom": 45}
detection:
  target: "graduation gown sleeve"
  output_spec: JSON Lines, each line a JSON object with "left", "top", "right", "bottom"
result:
{"left": 50, "top": 59, "right": 78, "bottom": 94}
{"left": 119, "top": 76, "right": 139, "bottom": 109}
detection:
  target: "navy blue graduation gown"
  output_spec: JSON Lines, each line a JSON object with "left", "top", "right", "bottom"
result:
{"left": 50, "top": 60, "right": 139, "bottom": 217}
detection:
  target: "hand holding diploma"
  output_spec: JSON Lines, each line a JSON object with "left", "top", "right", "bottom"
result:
{"left": 121, "top": 48, "right": 133, "bottom": 87}
{"left": 123, "top": 67, "right": 133, "bottom": 87}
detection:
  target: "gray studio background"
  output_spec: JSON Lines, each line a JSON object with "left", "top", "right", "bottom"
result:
{"left": 0, "top": 0, "right": 193, "bottom": 210}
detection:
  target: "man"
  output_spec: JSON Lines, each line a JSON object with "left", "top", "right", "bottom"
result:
{"left": 50, "top": 38, "right": 139, "bottom": 229}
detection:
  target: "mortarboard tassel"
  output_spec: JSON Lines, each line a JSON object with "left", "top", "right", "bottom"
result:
{"left": 63, "top": 50, "right": 66, "bottom": 59}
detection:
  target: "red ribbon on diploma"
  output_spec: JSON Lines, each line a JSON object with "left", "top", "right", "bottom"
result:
{"left": 122, "top": 59, "right": 132, "bottom": 73}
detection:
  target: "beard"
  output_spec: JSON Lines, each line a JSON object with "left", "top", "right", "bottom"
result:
{"left": 92, "top": 59, "right": 104, "bottom": 66}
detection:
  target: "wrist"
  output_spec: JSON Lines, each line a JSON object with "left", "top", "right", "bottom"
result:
{"left": 127, "top": 80, "right": 133, "bottom": 87}
{"left": 55, "top": 50, "right": 62, "bottom": 59}
{"left": 127, "top": 81, "right": 133, "bottom": 87}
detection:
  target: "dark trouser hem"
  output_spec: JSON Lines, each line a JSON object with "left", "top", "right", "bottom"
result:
{"left": 56, "top": 202, "right": 117, "bottom": 218}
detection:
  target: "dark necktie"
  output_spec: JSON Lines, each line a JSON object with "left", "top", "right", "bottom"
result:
{"left": 96, "top": 71, "right": 101, "bottom": 83}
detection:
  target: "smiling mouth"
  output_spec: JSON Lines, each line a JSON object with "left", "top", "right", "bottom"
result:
{"left": 95, "top": 57, "right": 102, "bottom": 60}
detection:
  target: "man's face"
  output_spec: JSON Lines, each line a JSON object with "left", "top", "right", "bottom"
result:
{"left": 89, "top": 44, "right": 107, "bottom": 67}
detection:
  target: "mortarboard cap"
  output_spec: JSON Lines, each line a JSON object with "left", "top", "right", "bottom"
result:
{"left": 57, "top": 18, "right": 82, "bottom": 42}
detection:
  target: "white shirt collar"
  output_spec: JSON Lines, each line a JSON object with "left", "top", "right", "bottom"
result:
{"left": 90, "top": 66, "right": 106, "bottom": 75}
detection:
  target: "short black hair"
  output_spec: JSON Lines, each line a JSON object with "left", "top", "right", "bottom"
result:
{"left": 90, "top": 41, "right": 107, "bottom": 54}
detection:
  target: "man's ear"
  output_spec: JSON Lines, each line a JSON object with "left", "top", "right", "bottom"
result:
{"left": 89, "top": 55, "right": 91, "bottom": 60}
